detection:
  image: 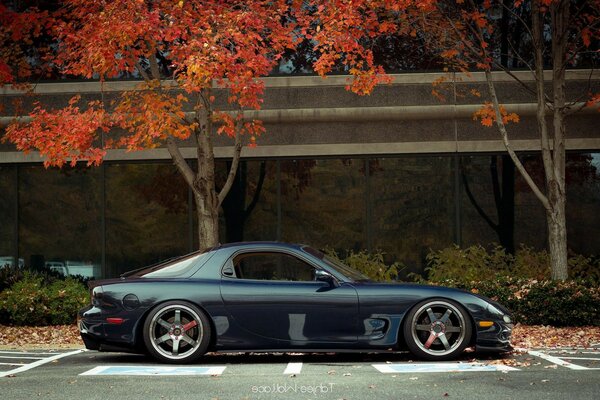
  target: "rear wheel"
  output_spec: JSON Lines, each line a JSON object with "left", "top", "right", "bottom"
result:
{"left": 403, "top": 299, "right": 472, "bottom": 361}
{"left": 143, "top": 301, "right": 211, "bottom": 363}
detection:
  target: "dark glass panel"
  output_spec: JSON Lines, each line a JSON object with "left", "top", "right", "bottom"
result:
{"left": 280, "top": 159, "right": 366, "bottom": 251}
{"left": 18, "top": 165, "right": 102, "bottom": 276}
{"left": 460, "top": 155, "right": 547, "bottom": 251}
{"left": 370, "top": 157, "right": 455, "bottom": 274}
{"left": 0, "top": 166, "right": 16, "bottom": 267}
{"left": 566, "top": 153, "right": 600, "bottom": 256}
{"left": 106, "top": 163, "right": 189, "bottom": 278}
{"left": 217, "top": 160, "right": 278, "bottom": 244}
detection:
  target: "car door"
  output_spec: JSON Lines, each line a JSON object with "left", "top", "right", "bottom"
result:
{"left": 219, "top": 250, "right": 359, "bottom": 343}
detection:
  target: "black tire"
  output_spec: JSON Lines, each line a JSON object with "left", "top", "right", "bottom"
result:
{"left": 143, "top": 300, "right": 211, "bottom": 364}
{"left": 402, "top": 298, "right": 472, "bottom": 361}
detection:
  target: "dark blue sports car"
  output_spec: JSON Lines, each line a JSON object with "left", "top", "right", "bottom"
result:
{"left": 79, "top": 242, "right": 513, "bottom": 363}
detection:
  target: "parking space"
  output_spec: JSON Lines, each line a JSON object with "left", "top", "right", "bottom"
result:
{"left": 1, "top": 349, "right": 599, "bottom": 400}
{"left": 0, "top": 349, "right": 84, "bottom": 377}
{"left": 1, "top": 348, "right": 600, "bottom": 378}
{"left": 527, "top": 348, "right": 600, "bottom": 370}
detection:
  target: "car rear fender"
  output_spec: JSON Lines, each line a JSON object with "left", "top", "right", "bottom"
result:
{"left": 134, "top": 299, "right": 218, "bottom": 351}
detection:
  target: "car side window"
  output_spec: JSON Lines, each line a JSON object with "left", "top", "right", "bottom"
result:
{"left": 232, "top": 252, "right": 316, "bottom": 281}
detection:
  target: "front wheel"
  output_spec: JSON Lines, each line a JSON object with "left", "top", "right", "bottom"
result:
{"left": 403, "top": 298, "right": 472, "bottom": 361}
{"left": 143, "top": 301, "right": 211, "bottom": 363}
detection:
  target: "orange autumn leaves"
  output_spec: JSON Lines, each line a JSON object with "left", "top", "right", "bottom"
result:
{"left": 4, "top": 0, "right": 295, "bottom": 166}
{"left": 3, "top": 0, "right": 600, "bottom": 168}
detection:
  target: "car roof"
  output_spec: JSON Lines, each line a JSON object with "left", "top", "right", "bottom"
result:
{"left": 213, "top": 241, "right": 307, "bottom": 252}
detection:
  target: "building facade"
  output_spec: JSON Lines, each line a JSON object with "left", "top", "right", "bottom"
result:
{"left": 1, "top": 70, "right": 599, "bottom": 278}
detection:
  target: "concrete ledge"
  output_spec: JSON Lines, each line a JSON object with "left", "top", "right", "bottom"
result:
{"left": 1, "top": 70, "right": 597, "bottom": 95}
{"left": 1, "top": 138, "right": 598, "bottom": 163}
{"left": 1, "top": 102, "right": 594, "bottom": 127}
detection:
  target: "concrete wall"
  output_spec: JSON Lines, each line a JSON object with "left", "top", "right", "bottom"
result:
{"left": 1, "top": 70, "right": 599, "bottom": 162}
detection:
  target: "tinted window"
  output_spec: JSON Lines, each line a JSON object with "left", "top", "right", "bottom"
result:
{"left": 233, "top": 252, "right": 315, "bottom": 281}
{"left": 134, "top": 252, "right": 208, "bottom": 278}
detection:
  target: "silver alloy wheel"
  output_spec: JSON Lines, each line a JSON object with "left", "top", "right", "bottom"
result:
{"left": 148, "top": 304, "right": 203, "bottom": 361}
{"left": 410, "top": 300, "right": 467, "bottom": 357}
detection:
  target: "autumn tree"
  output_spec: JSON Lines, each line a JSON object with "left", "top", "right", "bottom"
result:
{"left": 300, "top": 0, "right": 599, "bottom": 280}
{"left": 420, "top": 0, "right": 599, "bottom": 280}
{"left": 4, "top": 0, "right": 294, "bottom": 249}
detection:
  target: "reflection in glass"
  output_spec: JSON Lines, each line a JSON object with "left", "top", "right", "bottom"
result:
{"left": 106, "top": 163, "right": 188, "bottom": 278}
{"left": 566, "top": 153, "right": 600, "bottom": 255}
{"left": 0, "top": 166, "right": 16, "bottom": 267}
{"left": 218, "top": 160, "right": 278, "bottom": 243}
{"left": 18, "top": 165, "right": 102, "bottom": 276}
{"left": 459, "top": 155, "right": 547, "bottom": 251}
{"left": 280, "top": 159, "right": 366, "bottom": 251}
{"left": 370, "top": 157, "right": 455, "bottom": 274}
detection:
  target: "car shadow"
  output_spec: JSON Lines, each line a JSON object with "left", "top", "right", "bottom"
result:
{"left": 85, "top": 348, "right": 512, "bottom": 366}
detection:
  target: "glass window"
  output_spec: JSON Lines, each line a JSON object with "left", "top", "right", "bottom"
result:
{"left": 18, "top": 164, "right": 102, "bottom": 277}
{"left": 0, "top": 166, "right": 16, "bottom": 268}
{"left": 566, "top": 153, "right": 600, "bottom": 255}
{"left": 369, "top": 157, "right": 455, "bottom": 274}
{"left": 280, "top": 159, "right": 366, "bottom": 251}
{"left": 128, "top": 251, "right": 209, "bottom": 278}
{"left": 216, "top": 160, "right": 278, "bottom": 243}
{"left": 460, "top": 155, "right": 547, "bottom": 252}
{"left": 233, "top": 252, "right": 316, "bottom": 281}
{"left": 106, "top": 163, "right": 189, "bottom": 278}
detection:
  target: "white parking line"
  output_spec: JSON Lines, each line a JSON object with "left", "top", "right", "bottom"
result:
{"left": 559, "top": 357, "right": 600, "bottom": 361}
{"left": 0, "top": 355, "right": 45, "bottom": 360}
{"left": 80, "top": 365, "right": 227, "bottom": 376}
{"left": 283, "top": 362, "right": 303, "bottom": 374}
{"left": 0, "top": 349, "right": 84, "bottom": 377}
{"left": 0, "top": 362, "right": 26, "bottom": 366}
{"left": 527, "top": 350, "right": 589, "bottom": 370}
{"left": 373, "top": 362, "right": 519, "bottom": 373}
{"left": 0, "top": 351, "right": 67, "bottom": 356}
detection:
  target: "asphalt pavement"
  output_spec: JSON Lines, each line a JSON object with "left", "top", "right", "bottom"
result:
{"left": 1, "top": 348, "right": 599, "bottom": 400}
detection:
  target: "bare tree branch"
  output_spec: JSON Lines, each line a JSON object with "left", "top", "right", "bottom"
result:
{"left": 485, "top": 69, "right": 550, "bottom": 210}
{"left": 218, "top": 115, "right": 243, "bottom": 207}
{"left": 166, "top": 136, "right": 196, "bottom": 190}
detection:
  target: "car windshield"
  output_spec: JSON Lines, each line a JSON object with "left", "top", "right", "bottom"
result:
{"left": 302, "top": 246, "right": 371, "bottom": 282}
{"left": 124, "top": 251, "right": 210, "bottom": 278}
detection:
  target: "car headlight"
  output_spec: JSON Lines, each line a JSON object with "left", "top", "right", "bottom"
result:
{"left": 503, "top": 315, "right": 512, "bottom": 324}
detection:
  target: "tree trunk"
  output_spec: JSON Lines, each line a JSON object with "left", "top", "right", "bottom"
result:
{"left": 547, "top": 183, "right": 568, "bottom": 280}
{"left": 193, "top": 113, "right": 220, "bottom": 249}
{"left": 546, "top": 0, "right": 569, "bottom": 280}
{"left": 195, "top": 193, "right": 220, "bottom": 249}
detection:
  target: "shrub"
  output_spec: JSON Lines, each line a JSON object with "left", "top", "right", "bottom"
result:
{"left": 46, "top": 278, "right": 89, "bottom": 325}
{"left": 421, "top": 244, "right": 600, "bottom": 283}
{"left": 325, "top": 248, "right": 405, "bottom": 282}
{"left": 423, "top": 244, "right": 511, "bottom": 282}
{"left": 436, "top": 277, "right": 600, "bottom": 327}
{"left": 0, "top": 273, "right": 49, "bottom": 325}
{"left": 0, "top": 265, "right": 26, "bottom": 292}
{"left": 0, "top": 273, "right": 88, "bottom": 326}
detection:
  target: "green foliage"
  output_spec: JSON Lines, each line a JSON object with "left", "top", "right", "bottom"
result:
{"left": 325, "top": 248, "right": 405, "bottom": 282}
{"left": 437, "top": 277, "right": 600, "bottom": 327}
{"left": 421, "top": 244, "right": 511, "bottom": 283}
{"left": 0, "top": 265, "right": 26, "bottom": 292}
{"left": 0, "top": 272, "right": 88, "bottom": 326}
{"left": 0, "top": 273, "right": 48, "bottom": 326}
{"left": 408, "top": 244, "right": 600, "bottom": 327}
{"left": 419, "top": 244, "right": 600, "bottom": 283}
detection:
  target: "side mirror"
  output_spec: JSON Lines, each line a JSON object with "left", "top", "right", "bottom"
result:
{"left": 314, "top": 269, "right": 339, "bottom": 287}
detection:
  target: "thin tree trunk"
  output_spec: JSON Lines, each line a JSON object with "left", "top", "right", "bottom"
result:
{"left": 193, "top": 105, "right": 220, "bottom": 249}
{"left": 546, "top": 0, "right": 569, "bottom": 280}
{"left": 547, "top": 186, "right": 568, "bottom": 280}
